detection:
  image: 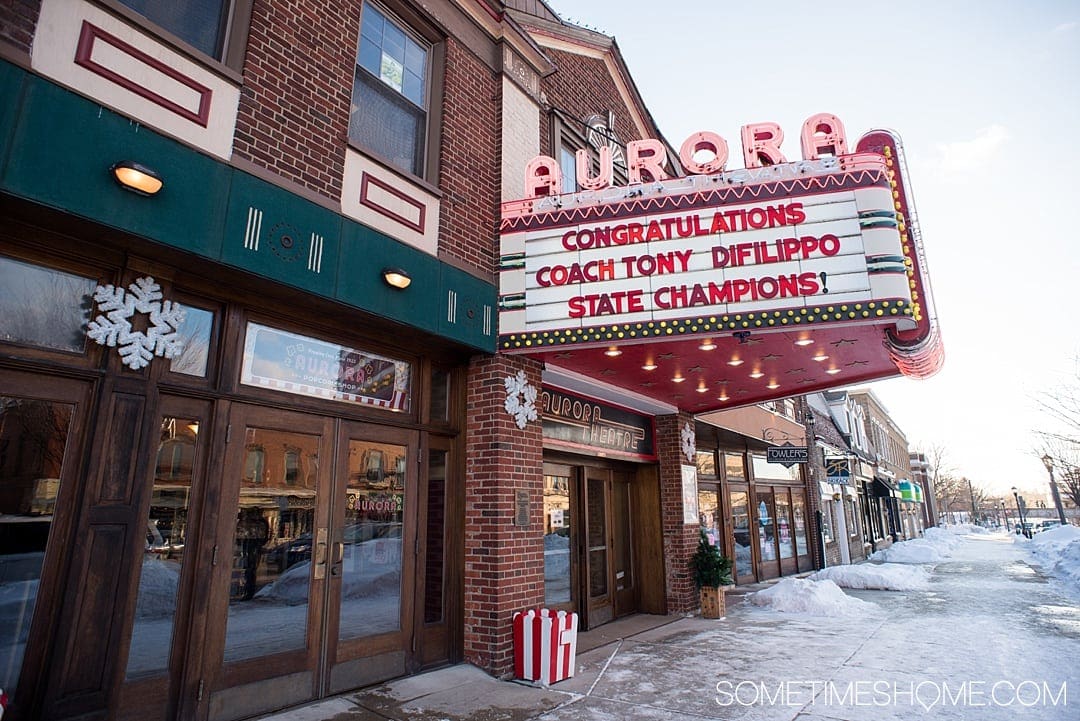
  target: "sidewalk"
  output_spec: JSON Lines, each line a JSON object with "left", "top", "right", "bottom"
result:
{"left": 256, "top": 534, "right": 1080, "bottom": 720}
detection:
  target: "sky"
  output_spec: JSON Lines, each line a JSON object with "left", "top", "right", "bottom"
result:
{"left": 546, "top": 0, "right": 1080, "bottom": 496}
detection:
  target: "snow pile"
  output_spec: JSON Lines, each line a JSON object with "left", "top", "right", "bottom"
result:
{"left": 869, "top": 526, "right": 969, "bottom": 564}
{"left": 257, "top": 539, "right": 402, "bottom": 604}
{"left": 748, "top": 577, "right": 878, "bottom": 616}
{"left": 809, "top": 563, "right": 931, "bottom": 591}
{"left": 1027, "top": 524, "right": 1080, "bottom": 591}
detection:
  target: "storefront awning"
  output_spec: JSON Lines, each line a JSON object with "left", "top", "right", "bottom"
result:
{"left": 898, "top": 480, "right": 921, "bottom": 503}
{"left": 873, "top": 477, "right": 902, "bottom": 499}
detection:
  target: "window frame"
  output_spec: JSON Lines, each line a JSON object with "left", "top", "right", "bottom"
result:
{"left": 349, "top": 0, "right": 444, "bottom": 182}
{"left": 101, "top": 0, "right": 254, "bottom": 78}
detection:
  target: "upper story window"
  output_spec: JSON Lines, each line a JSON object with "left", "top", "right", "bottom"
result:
{"left": 115, "top": 0, "right": 252, "bottom": 70}
{"left": 350, "top": 2, "right": 431, "bottom": 177}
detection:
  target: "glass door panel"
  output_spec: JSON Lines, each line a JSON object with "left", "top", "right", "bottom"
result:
{"left": 0, "top": 395, "right": 74, "bottom": 701}
{"left": 755, "top": 489, "right": 780, "bottom": 579}
{"left": 729, "top": 488, "right": 753, "bottom": 582}
{"left": 543, "top": 471, "right": 572, "bottom": 607}
{"left": 586, "top": 478, "right": 608, "bottom": 599}
{"left": 338, "top": 438, "right": 407, "bottom": 641}
{"left": 792, "top": 490, "right": 809, "bottom": 559}
{"left": 775, "top": 490, "right": 794, "bottom": 560}
{"left": 223, "top": 426, "right": 320, "bottom": 663}
{"left": 611, "top": 477, "right": 634, "bottom": 617}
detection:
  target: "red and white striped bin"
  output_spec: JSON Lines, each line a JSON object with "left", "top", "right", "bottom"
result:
{"left": 512, "top": 608, "right": 579, "bottom": 685}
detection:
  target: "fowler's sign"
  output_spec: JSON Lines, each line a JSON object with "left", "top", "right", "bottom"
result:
{"left": 767, "top": 444, "right": 808, "bottom": 467}
{"left": 498, "top": 114, "right": 916, "bottom": 350}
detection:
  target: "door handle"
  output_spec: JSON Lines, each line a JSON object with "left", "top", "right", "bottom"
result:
{"left": 313, "top": 528, "right": 328, "bottom": 579}
{"left": 330, "top": 541, "right": 345, "bottom": 577}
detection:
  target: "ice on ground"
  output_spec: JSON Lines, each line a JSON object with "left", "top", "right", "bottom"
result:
{"left": 748, "top": 577, "right": 878, "bottom": 616}
{"left": 1026, "top": 524, "right": 1080, "bottom": 593}
{"left": 810, "top": 562, "right": 931, "bottom": 591}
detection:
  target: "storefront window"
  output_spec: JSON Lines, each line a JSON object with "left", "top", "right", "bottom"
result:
{"left": 822, "top": 500, "right": 834, "bottom": 543}
{"left": 698, "top": 487, "right": 720, "bottom": 547}
{"left": 543, "top": 473, "right": 571, "bottom": 605}
{"left": 846, "top": 498, "right": 860, "bottom": 538}
{"left": 0, "top": 256, "right": 95, "bottom": 353}
{"left": 724, "top": 453, "right": 745, "bottom": 482}
{"left": 696, "top": 450, "right": 716, "bottom": 481}
{"left": 730, "top": 490, "right": 751, "bottom": 576}
{"left": 757, "top": 490, "right": 776, "bottom": 562}
{"left": 169, "top": 304, "right": 214, "bottom": 377}
{"left": 126, "top": 417, "right": 198, "bottom": 679}
{"left": 775, "top": 491, "right": 793, "bottom": 559}
{"left": 0, "top": 396, "right": 73, "bottom": 699}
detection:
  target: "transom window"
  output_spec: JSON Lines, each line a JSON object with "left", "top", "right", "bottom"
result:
{"left": 350, "top": 2, "right": 430, "bottom": 177}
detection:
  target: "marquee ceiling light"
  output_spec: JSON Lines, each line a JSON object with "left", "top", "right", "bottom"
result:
{"left": 381, "top": 268, "right": 412, "bottom": 289}
{"left": 766, "top": 380, "right": 781, "bottom": 390}
{"left": 604, "top": 346, "right": 622, "bottom": 357}
{"left": 110, "top": 161, "right": 163, "bottom": 196}
{"left": 717, "top": 393, "right": 730, "bottom": 402}
{"left": 727, "top": 358, "right": 744, "bottom": 366}
{"left": 794, "top": 337, "right": 815, "bottom": 346}
{"left": 672, "top": 373, "right": 686, "bottom": 383}
{"left": 698, "top": 338, "right": 717, "bottom": 351}
{"left": 749, "top": 370, "right": 765, "bottom": 379}
{"left": 812, "top": 353, "right": 829, "bottom": 362}
{"left": 826, "top": 367, "right": 842, "bottom": 375}
{"left": 696, "top": 382, "right": 708, "bottom": 393}
{"left": 641, "top": 359, "right": 657, "bottom": 370}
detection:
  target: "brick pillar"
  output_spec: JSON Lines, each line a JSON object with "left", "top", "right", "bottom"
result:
{"left": 463, "top": 354, "right": 544, "bottom": 677}
{"left": 655, "top": 412, "right": 700, "bottom": 613}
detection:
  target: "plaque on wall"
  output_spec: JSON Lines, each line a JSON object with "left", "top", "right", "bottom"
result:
{"left": 515, "top": 490, "right": 530, "bottom": 527}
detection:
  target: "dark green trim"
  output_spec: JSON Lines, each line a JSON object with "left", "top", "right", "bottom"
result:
{"left": 0, "top": 62, "right": 495, "bottom": 353}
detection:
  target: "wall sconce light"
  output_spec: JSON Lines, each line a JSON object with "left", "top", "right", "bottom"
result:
{"left": 110, "top": 161, "right": 163, "bottom": 196}
{"left": 382, "top": 268, "right": 411, "bottom": 289}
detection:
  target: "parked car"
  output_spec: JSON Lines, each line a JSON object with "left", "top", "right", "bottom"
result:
{"left": 1034, "top": 520, "right": 1061, "bottom": 533}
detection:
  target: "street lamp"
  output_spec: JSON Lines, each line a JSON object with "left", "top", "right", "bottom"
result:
{"left": 1012, "top": 486, "right": 1030, "bottom": 538}
{"left": 1040, "top": 454, "right": 1069, "bottom": 526}
{"left": 1001, "top": 501, "right": 1010, "bottom": 532}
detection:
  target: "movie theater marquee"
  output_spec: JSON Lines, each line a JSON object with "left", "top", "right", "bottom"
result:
{"left": 499, "top": 114, "right": 917, "bottom": 349}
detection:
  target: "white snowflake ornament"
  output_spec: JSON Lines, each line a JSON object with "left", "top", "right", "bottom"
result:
{"left": 503, "top": 370, "right": 538, "bottom": 430}
{"left": 681, "top": 421, "right": 695, "bottom": 463}
{"left": 87, "top": 276, "right": 186, "bottom": 370}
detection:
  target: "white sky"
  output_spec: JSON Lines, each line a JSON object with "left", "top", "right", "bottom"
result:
{"left": 546, "top": 0, "right": 1080, "bottom": 495}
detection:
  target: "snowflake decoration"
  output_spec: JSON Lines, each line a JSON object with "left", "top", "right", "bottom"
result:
{"left": 681, "top": 421, "right": 695, "bottom": 463}
{"left": 503, "top": 370, "right": 538, "bottom": 430}
{"left": 87, "top": 276, "right": 186, "bottom": 370}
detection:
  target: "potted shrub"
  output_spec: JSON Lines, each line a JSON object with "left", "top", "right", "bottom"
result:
{"left": 690, "top": 529, "right": 734, "bottom": 618}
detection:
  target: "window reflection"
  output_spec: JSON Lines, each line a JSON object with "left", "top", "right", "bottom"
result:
{"left": 0, "top": 256, "right": 95, "bottom": 353}
{"left": 126, "top": 417, "right": 198, "bottom": 679}
{"left": 0, "top": 396, "right": 73, "bottom": 699}
{"left": 729, "top": 490, "right": 751, "bottom": 578}
{"left": 424, "top": 449, "right": 446, "bottom": 624}
{"left": 339, "top": 439, "right": 406, "bottom": 641}
{"left": 169, "top": 304, "right": 213, "bottom": 377}
{"left": 543, "top": 473, "right": 571, "bottom": 605}
{"left": 223, "top": 428, "right": 318, "bottom": 663}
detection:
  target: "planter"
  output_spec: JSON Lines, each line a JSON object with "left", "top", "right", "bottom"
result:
{"left": 699, "top": 586, "right": 725, "bottom": 619}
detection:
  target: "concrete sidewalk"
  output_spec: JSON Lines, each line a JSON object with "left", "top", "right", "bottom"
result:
{"left": 255, "top": 535, "right": 1080, "bottom": 720}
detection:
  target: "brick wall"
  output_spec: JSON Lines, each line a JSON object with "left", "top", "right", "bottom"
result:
{"left": 438, "top": 39, "right": 500, "bottom": 278}
{"left": 0, "top": 0, "right": 39, "bottom": 55}
{"left": 656, "top": 412, "right": 699, "bottom": 613}
{"left": 463, "top": 354, "right": 544, "bottom": 676}
{"left": 235, "top": 0, "right": 356, "bottom": 200}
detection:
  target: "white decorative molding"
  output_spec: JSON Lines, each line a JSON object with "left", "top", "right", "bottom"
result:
{"left": 87, "top": 276, "right": 185, "bottom": 370}
{"left": 681, "top": 421, "right": 696, "bottom": 463}
{"left": 503, "top": 370, "right": 538, "bottom": 430}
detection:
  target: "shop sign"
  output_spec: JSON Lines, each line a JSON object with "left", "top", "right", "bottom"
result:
{"left": 540, "top": 387, "right": 655, "bottom": 458}
{"left": 499, "top": 114, "right": 916, "bottom": 350}
{"left": 826, "top": 456, "right": 851, "bottom": 485}
{"left": 767, "top": 444, "right": 808, "bottom": 467}
{"left": 241, "top": 322, "right": 411, "bottom": 411}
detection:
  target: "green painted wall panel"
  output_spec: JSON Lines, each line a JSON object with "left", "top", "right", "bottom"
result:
{"left": 440, "top": 265, "right": 497, "bottom": 350}
{"left": 337, "top": 222, "right": 442, "bottom": 334}
{"left": 219, "top": 171, "right": 340, "bottom": 299}
{"left": 2, "top": 78, "right": 229, "bottom": 258}
{"left": 0, "top": 63, "right": 27, "bottom": 179}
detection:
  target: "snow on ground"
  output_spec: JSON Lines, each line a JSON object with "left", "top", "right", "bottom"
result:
{"left": 748, "top": 577, "right": 880, "bottom": 616}
{"left": 1025, "top": 524, "right": 1080, "bottom": 593}
{"left": 809, "top": 562, "right": 931, "bottom": 591}
{"left": 868, "top": 524, "right": 973, "bottom": 564}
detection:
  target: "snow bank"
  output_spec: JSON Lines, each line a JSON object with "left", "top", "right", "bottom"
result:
{"left": 809, "top": 563, "right": 931, "bottom": 591}
{"left": 869, "top": 525, "right": 970, "bottom": 564}
{"left": 1027, "top": 524, "right": 1080, "bottom": 592}
{"left": 748, "top": 577, "right": 878, "bottom": 616}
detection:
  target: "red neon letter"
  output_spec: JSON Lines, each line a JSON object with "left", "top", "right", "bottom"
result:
{"left": 679, "top": 131, "right": 729, "bottom": 175}
{"left": 525, "top": 155, "right": 562, "bottom": 198}
{"left": 741, "top": 122, "right": 786, "bottom": 168}
{"left": 626, "top": 139, "right": 670, "bottom": 184}
{"left": 576, "top": 146, "right": 613, "bottom": 190}
{"left": 801, "top": 113, "right": 848, "bottom": 159}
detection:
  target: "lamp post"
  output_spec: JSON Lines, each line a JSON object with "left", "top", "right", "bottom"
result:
{"left": 1040, "top": 454, "right": 1069, "bottom": 526}
{"left": 1012, "top": 486, "right": 1029, "bottom": 538}
{"left": 1001, "top": 501, "right": 1010, "bottom": 532}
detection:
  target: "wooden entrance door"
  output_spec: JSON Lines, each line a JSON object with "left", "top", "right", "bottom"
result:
{"left": 580, "top": 468, "right": 635, "bottom": 629}
{"left": 205, "top": 405, "right": 418, "bottom": 720}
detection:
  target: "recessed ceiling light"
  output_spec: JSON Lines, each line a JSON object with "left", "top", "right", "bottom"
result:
{"left": 749, "top": 370, "right": 764, "bottom": 379}
{"left": 794, "top": 338, "right": 814, "bottom": 347}
{"left": 642, "top": 360, "right": 658, "bottom": 371}
{"left": 672, "top": 374, "right": 686, "bottom": 383}
{"left": 696, "top": 384, "right": 708, "bottom": 393}
{"left": 766, "top": 381, "right": 780, "bottom": 389}
{"left": 699, "top": 339, "right": 717, "bottom": 351}
{"left": 812, "top": 354, "right": 829, "bottom": 362}
{"left": 717, "top": 394, "right": 730, "bottom": 402}
{"left": 826, "top": 368, "right": 842, "bottom": 375}
{"left": 727, "top": 358, "right": 744, "bottom": 366}
{"left": 604, "top": 346, "right": 622, "bottom": 357}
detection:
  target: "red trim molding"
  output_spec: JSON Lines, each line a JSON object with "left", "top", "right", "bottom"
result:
{"left": 359, "top": 172, "right": 427, "bottom": 234}
{"left": 74, "top": 21, "right": 212, "bottom": 128}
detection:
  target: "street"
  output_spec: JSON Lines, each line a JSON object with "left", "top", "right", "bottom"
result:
{"left": 285, "top": 531, "right": 1080, "bottom": 721}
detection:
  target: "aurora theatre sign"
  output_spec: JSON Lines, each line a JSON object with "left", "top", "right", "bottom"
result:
{"left": 497, "top": 114, "right": 943, "bottom": 413}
